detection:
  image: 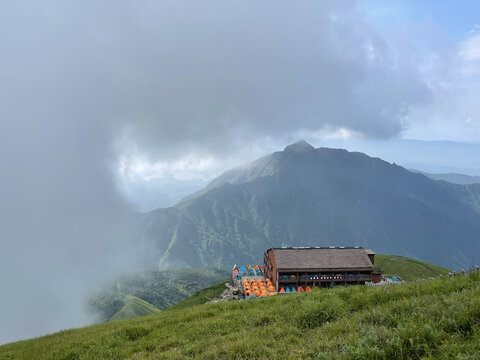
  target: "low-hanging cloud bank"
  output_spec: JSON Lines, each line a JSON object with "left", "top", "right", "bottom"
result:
{"left": 3, "top": 1, "right": 432, "bottom": 157}
{"left": 0, "top": 0, "right": 436, "bottom": 343}
{"left": 109, "top": 0, "right": 431, "bottom": 159}
{"left": 0, "top": 121, "right": 139, "bottom": 344}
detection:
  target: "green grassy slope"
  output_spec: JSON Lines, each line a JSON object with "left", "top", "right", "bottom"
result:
{"left": 109, "top": 296, "right": 160, "bottom": 322}
{"left": 375, "top": 255, "right": 451, "bottom": 282}
{"left": 2, "top": 273, "right": 480, "bottom": 359}
{"left": 167, "top": 280, "right": 229, "bottom": 311}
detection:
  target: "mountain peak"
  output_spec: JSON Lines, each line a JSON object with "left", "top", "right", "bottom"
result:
{"left": 283, "top": 140, "right": 315, "bottom": 153}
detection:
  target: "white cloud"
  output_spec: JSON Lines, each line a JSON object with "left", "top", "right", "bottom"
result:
{"left": 459, "top": 33, "right": 480, "bottom": 70}
{"left": 404, "top": 32, "right": 480, "bottom": 141}
{"left": 118, "top": 152, "right": 217, "bottom": 182}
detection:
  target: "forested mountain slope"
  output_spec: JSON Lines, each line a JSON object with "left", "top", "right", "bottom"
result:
{"left": 139, "top": 141, "right": 480, "bottom": 270}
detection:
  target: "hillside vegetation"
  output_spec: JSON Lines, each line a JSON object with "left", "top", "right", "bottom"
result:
{"left": 2, "top": 273, "right": 480, "bottom": 359}
{"left": 167, "top": 255, "right": 450, "bottom": 312}
{"left": 375, "top": 255, "right": 451, "bottom": 282}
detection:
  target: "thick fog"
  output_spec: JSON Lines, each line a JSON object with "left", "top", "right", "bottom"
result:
{"left": 0, "top": 0, "right": 458, "bottom": 344}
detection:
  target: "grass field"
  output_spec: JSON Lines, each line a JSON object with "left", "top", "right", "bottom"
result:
{"left": 375, "top": 255, "right": 451, "bottom": 282}
{"left": 2, "top": 272, "right": 480, "bottom": 359}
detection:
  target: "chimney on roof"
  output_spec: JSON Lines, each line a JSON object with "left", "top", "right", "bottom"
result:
{"left": 365, "top": 249, "right": 375, "bottom": 265}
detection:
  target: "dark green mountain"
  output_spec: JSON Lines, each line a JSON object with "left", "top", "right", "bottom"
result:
{"left": 139, "top": 141, "right": 480, "bottom": 270}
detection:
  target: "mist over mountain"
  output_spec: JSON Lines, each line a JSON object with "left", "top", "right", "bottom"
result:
{"left": 138, "top": 141, "right": 480, "bottom": 271}
{"left": 118, "top": 178, "right": 207, "bottom": 212}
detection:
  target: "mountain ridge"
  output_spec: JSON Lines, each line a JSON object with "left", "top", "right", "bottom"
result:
{"left": 411, "top": 169, "right": 480, "bottom": 185}
{"left": 138, "top": 142, "right": 480, "bottom": 270}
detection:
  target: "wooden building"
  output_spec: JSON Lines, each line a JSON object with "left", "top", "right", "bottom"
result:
{"left": 263, "top": 247, "right": 379, "bottom": 291}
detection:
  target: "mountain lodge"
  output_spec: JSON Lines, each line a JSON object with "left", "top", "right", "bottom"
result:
{"left": 263, "top": 247, "right": 381, "bottom": 291}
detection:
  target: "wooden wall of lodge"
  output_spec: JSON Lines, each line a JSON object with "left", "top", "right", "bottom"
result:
{"left": 263, "top": 253, "right": 373, "bottom": 289}
{"left": 275, "top": 270, "right": 373, "bottom": 290}
{"left": 264, "top": 251, "right": 278, "bottom": 289}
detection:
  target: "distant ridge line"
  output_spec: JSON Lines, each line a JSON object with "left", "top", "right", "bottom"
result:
{"left": 268, "top": 246, "right": 364, "bottom": 250}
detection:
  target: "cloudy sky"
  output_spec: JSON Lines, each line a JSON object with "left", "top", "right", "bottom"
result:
{"left": 1, "top": 0, "right": 480, "bottom": 344}
{"left": 112, "top": 0, "right": 480, "bottom": 186}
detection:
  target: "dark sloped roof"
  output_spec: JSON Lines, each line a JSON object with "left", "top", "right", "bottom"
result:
{"left": 272, "top": 248, "right": 374, "bottom": 270}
